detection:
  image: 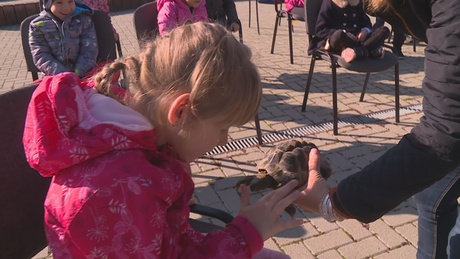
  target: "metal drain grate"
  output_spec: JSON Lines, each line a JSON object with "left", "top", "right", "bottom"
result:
{"left": 205, "top": 104, "right": 423, "bottom": 156}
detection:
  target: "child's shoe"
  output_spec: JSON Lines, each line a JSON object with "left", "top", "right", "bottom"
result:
{"left": 369, "top": 47, "right": 385, "bottom": 59}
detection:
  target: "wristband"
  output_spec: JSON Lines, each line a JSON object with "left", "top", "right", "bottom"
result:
{"left": 319, "top": 192, "right": 344, "bottom": 222}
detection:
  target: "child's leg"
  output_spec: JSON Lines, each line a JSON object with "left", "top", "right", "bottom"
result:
{"left": 329, "top": 30, "right": 358, "bottom": 53}
{"left": 363, "top": 26, "right": 390, "bottom": 51}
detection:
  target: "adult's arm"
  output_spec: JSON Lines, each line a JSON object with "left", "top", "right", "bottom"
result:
{"left": 333, "top": 0, "right": 460, "bottom": 222}
{"left": 332, "top": 134, "right": 459, "bottom": 223}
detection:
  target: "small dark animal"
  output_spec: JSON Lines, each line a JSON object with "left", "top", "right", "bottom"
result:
{"left": 235, "top": 139, "right": 332, "bottom": 218}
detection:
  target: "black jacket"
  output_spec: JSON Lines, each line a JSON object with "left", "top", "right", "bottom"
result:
{"left": 332, "top": 0, "right": 460, "bottom": 222}
{"left": 310, "top": 0, "right": 372, "bottom": 54}
{"left": 205, "top": 0, "right": 239, "bottom": 24}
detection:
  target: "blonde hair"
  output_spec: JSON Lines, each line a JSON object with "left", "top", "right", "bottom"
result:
{"left": 94, "top": 22, "right": 262, "bottom": 130}
{"left": 365, "top": 0, "right": 390, "bottom": 13}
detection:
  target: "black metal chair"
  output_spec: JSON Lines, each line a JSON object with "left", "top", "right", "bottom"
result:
{"left": 0, "top": 84, "right": 51, "bottom": 259}
{"left": 133, "top": 1, "right": 159, "bottom": 49}
{"left": 302, "top": 0, "right": 400, "bottom": 135}
{"left": 270, "top": 0, "right": 305, "bottom": 64}
{"left": 20, "top": 10, "right": 122, "bottom": 81}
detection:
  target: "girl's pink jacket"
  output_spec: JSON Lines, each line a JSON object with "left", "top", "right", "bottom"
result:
{"left": 284, "top": 0, "right": 304, "bottom": 12}
{"left": 157, "top": 0, "right": 209, "bottom": 35}
{"left": 23, "top": 73, "right": 263, "bottom": 258}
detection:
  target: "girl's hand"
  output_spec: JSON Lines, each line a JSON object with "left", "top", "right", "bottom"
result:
{"left": 238, "top": 180, "right": 305, "bottom": 240}
{"left": 230, "top": 22, "right": 240, "bottom": 32}
{"left": 295, "top": 148, "right": 330, "bottom": 214}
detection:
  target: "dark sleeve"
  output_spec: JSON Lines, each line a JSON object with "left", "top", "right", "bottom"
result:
{"left": 222, "top": 0, "right": 239, "bottom": 23}
{"left": 315, "top": 0, "right": 337, "bottom": 40}
{"left": 331, "top": 134, "right": 459, "bottom": 223}
{"left": 332, "top": 0, "right": 460, "bottom": 224}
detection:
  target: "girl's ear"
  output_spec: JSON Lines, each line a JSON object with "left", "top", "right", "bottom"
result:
{"left": 168, "top": 93, "right": 190, "bottom": 127}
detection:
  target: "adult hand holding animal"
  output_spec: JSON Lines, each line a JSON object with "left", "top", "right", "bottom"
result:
{"left": 294, "top": 148, "right": 334, "bottom": 218}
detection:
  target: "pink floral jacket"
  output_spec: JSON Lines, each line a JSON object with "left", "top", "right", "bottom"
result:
{"left": 23, "top": 73, "right": 263, "bottom": 258}
{"left": 157, "top": 0, "right": 209, "bottom": 35}
{"left": 284, "top": 0, "right": 304, "bottom": 12}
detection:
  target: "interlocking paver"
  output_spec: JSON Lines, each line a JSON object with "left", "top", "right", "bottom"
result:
{"left": 0, "top": 1, "right": 434, "bottom": 258}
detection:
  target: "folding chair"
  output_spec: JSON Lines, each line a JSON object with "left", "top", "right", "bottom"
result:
{"left": 0, "top": 83, "right": 51, "bottom": 259}
{"left": 302, "top": 0, "right": 400, "bottom": 135}
{"left": 270, "top": 0, "right": 305, "bottom": 64}
{"left": 20, "top": 10, "right": 123, "bottom": 81}
{"left": 133, "top": 1, "right": 159, "bottom": 48}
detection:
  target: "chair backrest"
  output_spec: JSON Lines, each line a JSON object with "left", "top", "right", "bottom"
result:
{"left": 304, "top": 0, "right": 323, "bottom": 38}
{"left": 20, "top": 14, "right": 41, "bottom": 81}
{"left": 20, "top": 10, "right": 120, "bottom": 81}
{"left": 92, "top": 10, "right": 119, "bottom": 62}
{"left": 133, "top": 1, "right": 159, "bottom": 48}
{"left": 0, "top": 84, "right": 52, "bottom": 259}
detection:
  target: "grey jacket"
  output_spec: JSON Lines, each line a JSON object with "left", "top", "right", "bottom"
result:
{"left": 29, "top": 3, "right": 98, "bottom": 77}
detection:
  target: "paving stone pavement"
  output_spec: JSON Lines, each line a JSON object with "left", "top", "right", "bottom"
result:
{"left": 1, "top": 1, "right": 431, "bottom": 258}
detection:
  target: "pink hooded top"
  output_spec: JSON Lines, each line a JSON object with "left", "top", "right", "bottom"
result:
{"left": 157, "top": 0, "right": 209, "bottom": 35}
{"left": 284, "top": 0, "right": 304, "bottom": 12}
{"left": 23, "top": 73, "right": 263, "bottom": 258}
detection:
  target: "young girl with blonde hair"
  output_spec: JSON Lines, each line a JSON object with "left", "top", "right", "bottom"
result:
{"left": 23, "top": 22, "right": 302, "bottom": 258}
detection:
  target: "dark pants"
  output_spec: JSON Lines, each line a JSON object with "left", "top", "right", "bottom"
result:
{"left": 329, "top": 26, "right": 390, "bottom": 54}
{"left": 373, "top": 17, "right": 406, "bottom": 51}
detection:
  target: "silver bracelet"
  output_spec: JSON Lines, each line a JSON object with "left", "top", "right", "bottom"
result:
{"left": 319, "top": 192, "right": 344, "bottom": 222}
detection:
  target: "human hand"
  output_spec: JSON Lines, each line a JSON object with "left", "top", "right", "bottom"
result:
{"left": 294, "top": 148, "right": 330, "bottom": 214}
{"left": 114, "top": 31, "right": 120, "bottom": 42}
{"left": 238, "top": 180, "right": 305, "bottom": 240}
{"left": 358, "top": 29, "right": 368, "bottom": 41}
{"left": 230, "top": 22, "right": 240, "bottom": 32}
{"left": 188, "top": 197, "right": 197, "bottom": 206}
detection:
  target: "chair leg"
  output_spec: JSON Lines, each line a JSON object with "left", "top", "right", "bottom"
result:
{"left": 287, "top": 17, "right": 294, "bottom": 64}
{"left": 413, "top": 36, "right": 416, "bottom": 52}
{"left": 359, "top": 72, "right": 371, "bottom": 102}
{"left": 248, "top": 0, "right": 252, "bottom": 28}
{"left": 116, "top": 40, "right": 123, "bottom": 58}
{"left": 256, "top": 1, "right": 260, "bottom": 35}
{"left": 302, "top": 56, "right": 316, "bottom": 112}
{"left": 238, "top": 20, "right": 243, "bottom": 43}
{"left": 271, "top": 15, "right": 280, "bottom": 54}
{"left": 254, "top": 113, "right": 263, "bottom": 145}
{"left": 331, "top": 61, "right": 338, "bottom": 135}
{"left": 32, "top": 72, "right": 38, "bottom": 81}
{"left": 395, "top": 62, "right": 400, "bottom": 122}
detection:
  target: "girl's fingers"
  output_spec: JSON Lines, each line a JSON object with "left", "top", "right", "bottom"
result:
{"left": 272, "top": 189, "right": 301, "bottom": 215}
{"left": 262, "top": 179, "right": 299, "bottom": 202}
